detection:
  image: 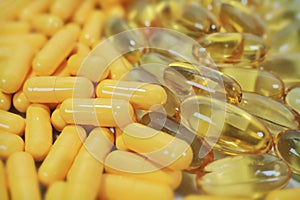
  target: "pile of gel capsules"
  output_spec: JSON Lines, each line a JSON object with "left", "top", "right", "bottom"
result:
{"left": 1, "top": 0, "right": 300, "bottom": 200}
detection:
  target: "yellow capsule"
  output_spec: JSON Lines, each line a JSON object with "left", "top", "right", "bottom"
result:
{"left": 285, "top": 85, "right": 300, "bottom": 115}
{"left": 71, "top": 42, "right": 91, "bottom": 55}
{"left": 66, "top": 54, "right": 86, "bottom": 76}
{"left": 0, "top": 43, "right": 34, "bottom": 94}
{"left": 122, "top": 123, "right": 193, "bottom": 170}
{"left": 139, "top": 52, "right": 175, "bottom": 67}
{"left": 196, "top": 154, "right": 291, "bottom": 199}
{"left": 7, "top": 152, "right": 41, "bottom": 200}
{"left": 0, "top": 110, "right": 25, "bottom": 136}
{"left": 23, "top": 76, "right": 94, "bottom": 103}
{"left": 99, "top": 173, "right": 174, "bottom": 200}
{"left": 72, "top": 0, "right": 95, "bottom": 25}
{"left": 115, "top": 127, "right": 129, "bottom": 151}
{"left": 96, "top": 79, "right": 167, "bottom": 110}
{"left": 0, "top": 21, "right": 30, "bottom": 35}
{"left": 38, "top": 125, "right": 87, "bottom": 186}
{"left": 79, "top": 10, "right": 104, "bottom": 47}
{"left": 98, "top": 0, "right": 123, "bottom": 9}
{"left": 65, "top": 128, "right": 114, "bottom": 200}
{"left": 0, "top": 90, "right": 11, "bottom": 111}
{"left": 0, "top": 0, "right": 31, "bottom": 21}
{"left": 181, "top": 95, "right": 272, "bottom": 155}
{"left": 52, "top": 59, "right": 70, "bottom": 77}
{"left": 103, "top": 3, "right": 126, "bottom": 18}
{"left": 31, "top": 14, "right": 64, "bottom": 37}
{"left": 45, "top": 181, "right": 66, "bottom": 200}
{"left": 265, "top": 187, "right": 300, "bottom": 200}
{"left": 50, "top": 0, "right": 82, "bottom": 21}
{"left": 13, "top": 90, "right": 31, "bottom": 113}
{"left": 184, "top": 195, "right": 251, "bottom": 200}
{"left": 0, "top": 131, "right": 24, "bottom": 159}
{"left": 219, "top": 0, "right": 265, "bottom": 36}
{"left": 51, "top": 106, "right": 67, "bottom": 132}
{"left": 19, "top": 0, "right": 52, "bottom": 21}
{"left": 195, "top": 32, "right": 266, "bottom": 65}
{"left": 32, "top": 24, "right": 80, "bottom": 75}
{"left": 238, "top": 92, "right": 299, "bottom": 136}
{"left": 105, "top": 150, "right": 182, "bottom": 189}
{"left": 108, "top": 56, "right": 133, "bottom": 80}
{"left": 25, "top": 104, "right": 52, "bottom": 161}
{"left": 0, "top": 160, "right": 9, "bottom": 200}
{"left": 60, "top": 98, "right": 135, "bottom": 127}
{"left": 197, "top": 0, "right": 222, "bottom": 16}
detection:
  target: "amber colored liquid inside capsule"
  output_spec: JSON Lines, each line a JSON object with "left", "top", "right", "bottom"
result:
{"left": 285, "top": 85, "right": 300, "bottom": 115}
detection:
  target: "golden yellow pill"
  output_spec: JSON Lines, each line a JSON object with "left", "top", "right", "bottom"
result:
{"left": 0, "top": 43, "right": 34, "bottom": 94}
{"left": 0, "top": 21, "right": 30, "bottom": 35}
{"left": 184, "top": 195, "right": 252, "bottom": 200}
{"left": 108, "top": 56, "right": 133, "bottom": 80}
{"left": 0, "top": 90, "right": 11, "bottom": 111}
{"left": 7, "top": 152, "right": 41, "bottom": 200}
{"left": 265, "top": 188, "right": 300, "bottom": 200}
{"left": 50, "top": 0, "right": 82, "bottom": 21}
{"left": 96, "top": 79, "right": 167, "bottom": 110}
{"left": 23, "top": 76, "right": 94, "bottom": 103}
{"left": 99, "top": 173, "right": 174, "bottom": 200}
{"left": 0, "top": 0, "right": 30, "bottom": 21}
{"left": 115, "top": 127, "right": 129, "bottom": 151}
{"left": 38, "top": 125, "right": 87, "bottom": 186}
{"left": 12, "top": 90, "right": 31, "bottom": 113}
{"left": 0, "top": 131, "right": 24, "bottom": 159}
{"left": 122, "top": 123, "right": 193, "bottom": 170}
{"left": 105, "top": 150, "right": 182, "bottom": 189}
{"left": 19, "top": 0, "right": 52, "bottom": 21}
{"left": 25, "top": 104, "right": 52, "bottom": 161}
{"left": 72, "top": 0, "right": 95, "bottom": 25}
{"left": 0, "top": 110, "right": 25, "bottom": 136}
{"left": 66, "top": 54, "right": 86, "bottom": 76}
{"left": 51, "top": 106, "right": 67, "bottom": 131}
{"left": 65, "top": 128, "right": 114, "bottom": 200}
{"left": 60, "top": 98, "right": 136, "bottom": 128}
{"left": 285, "top": 85, "right": 300, "bottom": 115}
{"left": 0, "top": 160, "right": 9, "bottom": 200}
{"left": 45, "top": 181, "right": 66, "bottom": 200}
{"left": 32, "top": 24, "right": 80, "bottom": 75}
{"left": 31, "top": 14, "right": 64, "bottom": 37}
{"left": 72, "top": 42, "right": 91, "bottom": 55}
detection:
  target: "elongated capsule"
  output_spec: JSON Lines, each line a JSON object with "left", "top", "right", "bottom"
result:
{"left": 0, "top": 110, "right": 25, "bottom": 136}
{"left": 238, "top": 92, "right": 299, "bottom": 136}
{"left": 220, "top": 67, "right": 284, "bottom": 100}
{"left": 50, "top": 0, "right": 82, "bottom": 21}
{"left": 219, "top": 0, "right": 265, "bottom": 36}
{"left": 45, "top": 181, "right": 66, "bottom": 200}
{"left": 31, "top": 14, "right": 64, "bottom": 37}
{"left": 274, "top": 130, "right": 300, "bottom": 175}
{"left": 260, "top": 52, "right": 300, "bottom": 88}
{"left": 0, "top": 160, "right": 8, "bottom": 200}
{"left": 25, "top": 104, "right": 52, "bottom": 161}
{"left": 0, "top": 0, "right": 30, "bottom": 21}
{"left": 265, "top": 187, "right": 300, "bottom": 200}
{"left": 19, "top": 0, "right": 52, "bottom": 21}
{"left": 7, "top": 152, "right": 41, "bottom": 200}
{"left": 0, "top": 131, "right": 24, "bottom": 159}
{"left": 23, "top": 76, "right": 94, "bottom": 103}
{"left": 140, "top": 112, "right": 213, "bottom": 172}
{"left": 0, "top": 43, "right": 34, "bottom": 94}
{"left": 108, "top": 56, "right": 133, "bottom": 80}
{"left": 285, "top": 85, "right": 300, "bottom": 115}
{"left": 0, "top": 90, "right": 11, "bottom": 111}
{"left": 156, "top": 1, "right": 220, "bottom": 38}
{"left": 38, "top": 126, "right": 87, "bottom": 186}
{"left": 0, "top": 21, "right": 30, "bottom": 35}
{"left": 122, "top": 123, "right": 193, "bottom": 170}
{"left": 115, "top": 128, "right": 129, "bottom": 151}
{"left": 166, "top": 62, "right": 242, "bottom": 104}
{"left": 72, "top": 0, "right": 95, "bottom": 25}
{"left": 32, "top": 24, "right": 80, "bottom": 75}
{"left": 51, "top": 106, "right": 67, "bottom": 131}
{"left": 181, "top": 95, "right": 272, "bottom": 155}
{"left": 105, "top": 150, "right": 182, "bottom": 189}
{"left": 99, "top": 174, "right": 174, "bottom": 200}
{"left": 96, "top": 79, "right": 167, "bottom": 110}
{"left": 196, "top": 154, "right": 291, "bottom": 199}
{"left": 60, "top": 98, "right": 135, "bottom": 127}
{"left": 65, "top": 128, "right": 114, "bottom": 200}
{"left": 184, "top": 195, "right": 251, "bottom": 200}
{"left": 195, "top": 33, "right": 266, "bottom": 65}
{"left": 13, "top": 90, "right": 31, "bottom": 113}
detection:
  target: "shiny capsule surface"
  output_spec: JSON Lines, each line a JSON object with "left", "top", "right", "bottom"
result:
{"left": 285, "top": 85, "right": 300, "bottom": 115}
{"left": 274, "top": 130, "right": 300, "bottom": 175}
{"left": 220, "top": 67, "right": 284, "bottom": 99}
{"left": 0, "top": 110, "right": 25, "bottom": 136}
{"left": 0, "top": 131, "right": 24, "bottom": 159}
{"left": 31, "top": 14, "right": 63, "bottom": 37}
{"left": 196, "top": 154, "right": 291, "bottom": 199}
{"left": 181, "top": 95, "right": 272, "bottom": 155}
{"left": 0, "top": 90, "right": 11, "bottom": 111}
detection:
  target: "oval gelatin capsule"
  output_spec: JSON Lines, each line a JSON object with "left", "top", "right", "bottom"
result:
{"left": 220, "top": 67, "right": 284, "bottom": 100}
{"left": 265, "top": 187, "right": 300, "bottom": 200}
{"left": 181, "top": 95, "right": 272, "bottom": 155}
{"left": 274, "top": 130, "right": 300, "bottom": 175}
{"left": 19, "top": 0, "right": 51, "bottom": 21}
{"left": 140, "top": 112, "right": 213, "bottom": 172}
{"left": 0, "top": 131, "right": 24, "bottom": 159}
{"left": 23, "top": 76, "right": 94, "bottom": 103}
{"left": 0, "top": 110, "right": 25, "bottom": 136}
{"left": 50, "top": 0, "right": 82, "bottom": 21}
{"left": 51, "top": 106, "right": 67, "bottom": 132}
{"left": 238, "top": 92, "right": 299, "bottom": 136}
{"left": 31, "top": 14, "right": 64, "bottom": 37}
{"left": 285, "top": 85, "right": 300, "bottom": 115}
{"left": 196, "top": 154, "right": 291, "bottom": 199}
{"left": 0, "top": 90, "right": 11, "bottom": 111}
{"left": 195, "top": 32, "right": 266, "bottom": 65}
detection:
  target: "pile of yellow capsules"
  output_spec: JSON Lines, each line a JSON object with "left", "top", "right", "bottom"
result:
{"left": 0, "top": 0, "right": 300, "bottom": 199}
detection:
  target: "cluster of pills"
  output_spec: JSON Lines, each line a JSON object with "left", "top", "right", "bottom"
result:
{"left": 0, "top": 0, "right": 300, "bottom": 200}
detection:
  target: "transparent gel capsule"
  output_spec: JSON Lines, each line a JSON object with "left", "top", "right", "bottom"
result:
{"left": 260, "top": 52, "right": 300, "bottom": 88}
{"left": 238, "top": 92, "right": 299, "bottom": 137}
{"left": 139, "top": 52, "right": 176, "bottom": 67}
{"left": 140, "top": 111, "right": 213, "bottom": 173}
{"left": 194, "top": 32, "right": 267, "bottom": 65}
{"left": 155, "top": 0, "right": 220, "bottom": 38}
{"left": 220, "top": 67, "right": 285, "bottom": 100}
{"left": 196, "top": 0, "right": 222, "bottom": 16}
{"left": 275, "top": 130, "right": 300, "bottom": 175}
{"left": 196, "top": 154, "right": 291, "bottom": 199}
{"left": 285, "top": 85, "right": 300, "bottom": 116}
{"left": 219, "top": 0, "right": 266, "bottom": 36}
{"left": 181, "top": 95, "right": 273, "bottom": 155}
{"left": 166, "top": 62, "right": 242, "bottom": 104}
